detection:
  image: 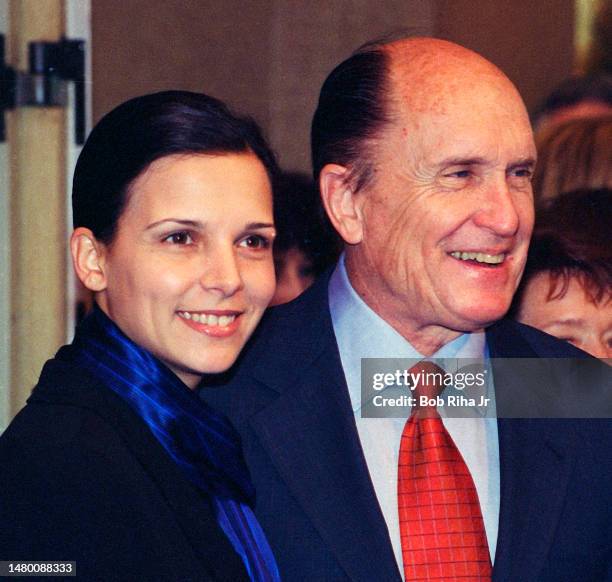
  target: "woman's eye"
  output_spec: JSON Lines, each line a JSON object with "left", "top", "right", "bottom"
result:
{"left": 163, "top": 231, "right": 193, "bottom": 245}
{"left": 239, "top": 235, "right": 270, "bottom": 250}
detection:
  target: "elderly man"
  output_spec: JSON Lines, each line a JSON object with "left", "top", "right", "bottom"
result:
{"left": 202, "top": 38, "right": 611, "bottom": 581}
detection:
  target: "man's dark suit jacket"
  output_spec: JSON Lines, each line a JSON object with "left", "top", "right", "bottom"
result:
{"left": 202, "top": 273, "right": 612, "bottom": 582}
{"left": 0, "top": 355, "right": 249, "bottom": 581}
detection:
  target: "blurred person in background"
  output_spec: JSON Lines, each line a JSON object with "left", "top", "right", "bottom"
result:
{"left": 532, "top": 74, "right": 612, "bottom": 133}
{"left": 271, "top": 171, "right": 341, "bottom": 305}
{"left": 511, "top": 188, "right": 612, "bottom": 360}
{"left": 532, "top": 114, "right": 612, "bottom": 206}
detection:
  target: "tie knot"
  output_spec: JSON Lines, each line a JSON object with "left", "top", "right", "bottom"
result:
{"left": 408, "top": 361, "right": 446, "bottom": 417}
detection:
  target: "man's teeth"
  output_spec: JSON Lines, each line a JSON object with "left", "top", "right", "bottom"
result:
{"left": 450, "top": 251, "right": 505, "bottom": 264}
{"left": 178, "top": 312, "right": 236, "bottom": 326}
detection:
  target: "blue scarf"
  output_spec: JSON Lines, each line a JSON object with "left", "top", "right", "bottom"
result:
{"left": 70, "top": 306, "right": 280, "bottom": 582}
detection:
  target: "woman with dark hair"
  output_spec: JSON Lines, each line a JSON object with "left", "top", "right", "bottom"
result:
{"left": 0, "top": 91, "right": 280, "bottom": 580}
{"left": 511, "top": 188, "right": 612, "bottom": 360}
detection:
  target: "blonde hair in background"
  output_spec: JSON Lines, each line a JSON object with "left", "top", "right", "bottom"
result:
{"left": 533, "top": 114, "right": 612, "bottom": 206}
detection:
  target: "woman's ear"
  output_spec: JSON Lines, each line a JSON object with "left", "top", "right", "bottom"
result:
{"left": 319, "top": 164, "right": 364, "bottom": 245}
{"left": 70, "top": 228, "right": 108, "bottom": 292}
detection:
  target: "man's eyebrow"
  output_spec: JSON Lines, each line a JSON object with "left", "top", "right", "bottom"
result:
{"left": 508, "top": 157, "right": 537, "bottom": 169}
{"left": 435, "top": 157, "right": 538, "bottom": 170}
{"left": 436, "top": 157, "right": 488, "bottom": 168}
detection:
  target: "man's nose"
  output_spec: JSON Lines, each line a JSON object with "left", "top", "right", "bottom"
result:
{"left": 473, "top": 178, "right": 523, "bottom": 237}
{"left": 198, "top": 245, "right": 244, "bottom": 297}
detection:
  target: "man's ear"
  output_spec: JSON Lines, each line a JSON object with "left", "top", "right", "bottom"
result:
{"left": 70, "top": 227, "right": 108, "bottom": 292}
{"left": 319, "top": 164, "right": 364, "bottom": 245}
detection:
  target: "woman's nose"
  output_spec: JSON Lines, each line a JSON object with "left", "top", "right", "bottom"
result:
{"left": 198, "top": 246, "right": 244, "bottom": 297}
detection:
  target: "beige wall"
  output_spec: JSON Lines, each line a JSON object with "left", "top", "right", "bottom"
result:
{"left": 92, "top": 0, "right": 575, "bottom": 171}
{"left": 437, "top": 0, "right": 575, "bottom": 113}
{"left": 92, "top": 0, "right": 274, "bottom": 130}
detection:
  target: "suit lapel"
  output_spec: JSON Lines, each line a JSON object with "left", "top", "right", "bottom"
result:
{"left": 487, "top": 321, "right": 578, "bottom": 581}
{"left": 245, "top": 277, "right": 401, "bottom": 582}
{"left": 251, "top": 353, "right": 401, "bottom": 582}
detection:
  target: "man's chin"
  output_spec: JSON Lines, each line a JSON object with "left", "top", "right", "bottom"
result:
{"left": 449, "top": 303, "right": 511, "bottom": 333}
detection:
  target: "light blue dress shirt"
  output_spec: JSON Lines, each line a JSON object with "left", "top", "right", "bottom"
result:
{"left": 328, "top": 256, "right": 500, "bottom": 576}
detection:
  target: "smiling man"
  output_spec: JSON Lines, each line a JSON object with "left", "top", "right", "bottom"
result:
{"left": 202, "top": 38, "right": 611, "bottom": 581}
{"left": 322, "top": 40, "right": 536, "bottom": 355}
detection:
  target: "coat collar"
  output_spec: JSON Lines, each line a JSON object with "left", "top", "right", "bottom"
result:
{"left": 30, "top": 357, "right": 250, "bottom": 581}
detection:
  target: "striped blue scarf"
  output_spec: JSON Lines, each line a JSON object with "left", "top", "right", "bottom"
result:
{"left": 71, "top": 306, "right": 280, "bottom": 581}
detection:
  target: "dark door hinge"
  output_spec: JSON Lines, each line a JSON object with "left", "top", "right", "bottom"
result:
{"left": 0, "top": 35, "right": 86, "bottom": 144}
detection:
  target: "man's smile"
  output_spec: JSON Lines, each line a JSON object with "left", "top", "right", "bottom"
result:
{"left": 449, "top": 251, "right": 506, "bottom": 265}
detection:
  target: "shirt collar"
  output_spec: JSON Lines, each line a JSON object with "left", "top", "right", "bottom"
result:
{"left": 329, "top": 254, "right": 487, "bottom": 412}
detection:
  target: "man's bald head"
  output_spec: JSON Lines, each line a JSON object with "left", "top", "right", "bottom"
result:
{"left": 388, "top": 38, "right": 527, "bottom": 123}
{"left": 311, "top": 36, "right": 528, "bottom": 192}
{"left": 385, "top": 36, "right": 505, "bottom": 80}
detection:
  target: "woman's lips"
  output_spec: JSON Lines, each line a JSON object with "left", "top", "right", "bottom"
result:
{"left": 176, "top": 310, "right": 241, "bottom": 337}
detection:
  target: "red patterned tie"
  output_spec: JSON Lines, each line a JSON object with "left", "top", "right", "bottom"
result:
{"left": 398, "top": 362, "right": 492, "bottom": 581}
